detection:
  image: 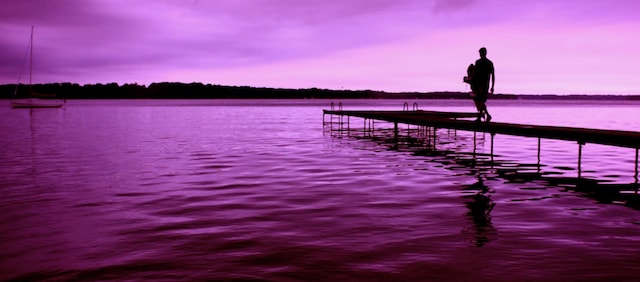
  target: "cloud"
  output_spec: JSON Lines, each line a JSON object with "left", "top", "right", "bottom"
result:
{"left": 0, "top": 0, "right": 157, "bottom": 79}
{"left": 0, "top": 0, "right": 639, "bottom": 94}
{"left": 432, "top": 0, "right": 474, "bottom": 13}
{"left": 1, "top": 0, "right": 437, "bottom": 83}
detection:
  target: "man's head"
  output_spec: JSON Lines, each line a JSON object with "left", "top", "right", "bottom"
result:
{"left": 479, "top": 47, "right": 487, "bottom": 58}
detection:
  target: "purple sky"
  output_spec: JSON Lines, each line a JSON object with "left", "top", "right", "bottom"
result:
{"left": 1, "top": 0, "right": 639, "bottom": 94}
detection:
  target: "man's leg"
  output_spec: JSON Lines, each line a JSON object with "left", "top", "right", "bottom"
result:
{"left": 473, "top": 96, "right": 483, "bottom": 122}
{"left": 482, "top": 100, "right": 492, "bottom": 122}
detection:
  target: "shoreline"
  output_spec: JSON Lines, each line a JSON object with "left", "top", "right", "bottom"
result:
{"left": 1, "top": 82, "right": 638, "bottom": 100}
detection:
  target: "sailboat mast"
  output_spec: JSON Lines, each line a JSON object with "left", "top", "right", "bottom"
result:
{"left": 29, "top": 26, "right": 33, "bottom": 88}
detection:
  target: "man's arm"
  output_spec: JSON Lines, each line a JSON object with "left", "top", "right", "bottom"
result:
{"left": 490, "top": 70, "right": 495, "bottom": 94}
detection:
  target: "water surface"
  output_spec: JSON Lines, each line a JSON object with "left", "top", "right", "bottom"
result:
{"left": 1, "top": 99, "right": 639, "bottom": 281}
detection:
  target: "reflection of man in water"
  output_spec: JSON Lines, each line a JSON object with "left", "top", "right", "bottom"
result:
{"left": 462, "top": 174, "right": 496, "bottom": 247}
{"left": 472, "top": 47, "right": 495, "bottom": 122}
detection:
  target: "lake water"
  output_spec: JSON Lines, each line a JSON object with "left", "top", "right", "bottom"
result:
{"left": 1, "top": 99, "right": 639, "bottom": 281}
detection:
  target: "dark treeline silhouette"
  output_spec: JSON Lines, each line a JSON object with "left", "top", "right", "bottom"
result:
{"left": 1, "top": 82, "right": 638, "bottom": 100}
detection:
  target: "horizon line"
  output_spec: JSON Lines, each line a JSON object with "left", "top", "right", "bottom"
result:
{"left": 1, "top": 82, "right": 638, "bottom": 97}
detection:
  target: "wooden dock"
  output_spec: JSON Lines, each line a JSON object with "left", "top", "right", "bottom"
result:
{"left": 323, "top": 109, "right": 640, "bottom": 180}
{"left": 323, "top": 110, "right": 640, "bottom": 148}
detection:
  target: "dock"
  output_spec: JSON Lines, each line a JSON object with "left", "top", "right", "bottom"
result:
{"left": 322, "top": 107, "right": 640, "bottom": 181}
{"left": 323, "top": 109, "right": 640, "bottom": 149}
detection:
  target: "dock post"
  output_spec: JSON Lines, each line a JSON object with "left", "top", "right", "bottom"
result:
{"left": 370, "top": 119, "right": 374, "bottom": 136}
{"left": 635, "top": 147, "right": 638, "bottom": 183}
{"left": 363, "top": 118, "right": 366, "bottom": 133}
{"left": 578, "top": 141, "right": 584, "bottom": 178}
{"left": 537, "top": 138, "right": 541, "bottom": 163}
{"left": 490, "top": 133, "right": 495, "bottom": 161}
{"left": 433, "top": 127, "right": 437, "bottom": 150}
{"left": 394, "top": 122, "right": 398, "bottom": 140}
{"left": 338, "top": 102, "right": 344, "bottom": 132}
{"left": 473, "top": 131, "right": 477, "bottom": 157}
{"left": 425, "top": 127, "right": 431, "bottom": 149}
{"left": 537, "top": 138, "right": 542, "bottom": 172}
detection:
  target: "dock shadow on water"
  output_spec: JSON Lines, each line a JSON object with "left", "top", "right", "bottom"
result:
{"left": 325, "top": 118, "right": 640, "bottom": 212}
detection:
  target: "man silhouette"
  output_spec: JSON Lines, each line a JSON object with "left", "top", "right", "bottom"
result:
{"left": 472, "top": 47, "right": 495, "bottom": 122}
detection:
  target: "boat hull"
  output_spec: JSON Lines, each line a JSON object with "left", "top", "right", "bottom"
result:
{"left": 11, "top": 98, "right": 65, "bottom": 108}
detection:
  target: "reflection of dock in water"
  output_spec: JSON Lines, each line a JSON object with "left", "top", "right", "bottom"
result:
{"left": 323, "top": 104, "right": 640, "bottom": 209}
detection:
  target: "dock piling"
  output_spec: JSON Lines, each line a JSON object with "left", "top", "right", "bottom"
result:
{"left": 433, "top": 127, "right": 437, "bottom": 150}
{"left": 473, "top": 130, "right": 477, "bottom": 156}
{"left": 490, "top": 133, "right": 495, "bottom": 161}
{"left": 537, "top": 138, "right": 541, "bottom": 163}
{"left": 635, "top": 147, "right": 639, "bottom": 183}
{"left": 578, "top": 142, "right": 585, "bottom": 179}
{"left": 394, "top": 122, "right": 399, "bottom": 140}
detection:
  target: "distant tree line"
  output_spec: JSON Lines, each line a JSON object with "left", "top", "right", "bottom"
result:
{"left": 0, "top": 82, "right": 638, "bottom": 100}
{"left": 0, "top": 82, "right": 481, "bottom": 99}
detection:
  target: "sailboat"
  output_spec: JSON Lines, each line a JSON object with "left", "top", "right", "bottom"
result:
{"left": 11, "top": 26, "right": 65, "bottom": 109}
